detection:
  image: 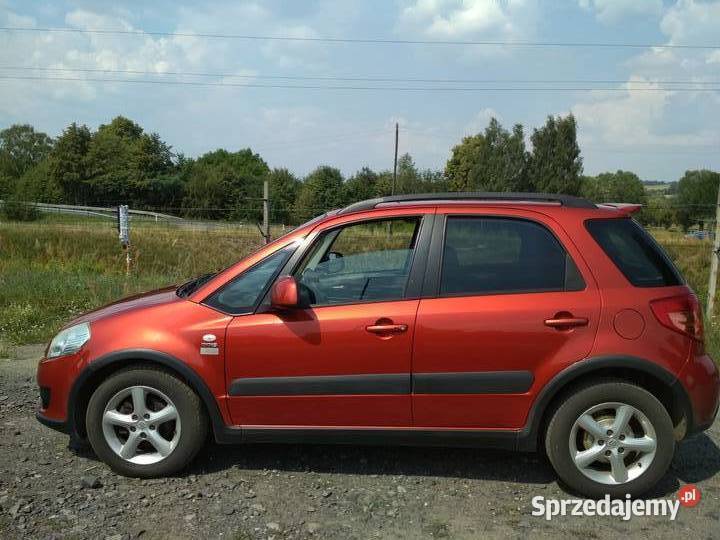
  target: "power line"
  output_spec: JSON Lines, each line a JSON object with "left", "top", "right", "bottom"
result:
{"left": 0, "top": 74, "right": 716, "bottom": 92}
{"left": 1, "top": 26, "right": 718, "bottom": 50}
{"left": 0, "top": 66, "right": 716, "bottom": 86}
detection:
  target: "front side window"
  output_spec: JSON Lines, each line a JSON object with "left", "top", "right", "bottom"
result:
{"left": 440, "top": 216, "right": 584, "bottom": 296}
{"left": 294, "top": 217, "right": 421, "bottom": 306}
{"left": 205, "top": 244, "right": 296, "bottom": 314}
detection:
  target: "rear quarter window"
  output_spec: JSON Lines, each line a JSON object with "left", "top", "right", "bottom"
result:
{"left": 585, "top": 218, "right": 683, "bottom": 288}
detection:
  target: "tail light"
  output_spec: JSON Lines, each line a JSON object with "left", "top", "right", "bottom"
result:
{"left": 650, "top": 294, "right": 704, "bottom": 343}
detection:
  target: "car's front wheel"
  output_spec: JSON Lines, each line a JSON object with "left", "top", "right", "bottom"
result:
{"left": 86, "top": 366, "right": 208, "bottom": 477}
{"left": 545, "top": 380, "right": 675, "bottom": 498}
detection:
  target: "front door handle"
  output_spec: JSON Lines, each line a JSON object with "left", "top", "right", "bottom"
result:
{"left": 365, "top": 323, "right": 408, "bottom": 335}
{"left": 544, "top": 316, "right": 589, "bottom": 329}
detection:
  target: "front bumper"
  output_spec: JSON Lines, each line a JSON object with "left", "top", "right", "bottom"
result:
{"left": 35, "top": 411, "right": 68, "bottom": 433}
{"left": 35, "top": 351, "right": 83, "bottom": 430}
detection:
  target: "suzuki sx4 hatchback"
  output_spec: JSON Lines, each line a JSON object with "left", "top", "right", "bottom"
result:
{"left": 37, "top": 193, "right": 719, "bottom": 498}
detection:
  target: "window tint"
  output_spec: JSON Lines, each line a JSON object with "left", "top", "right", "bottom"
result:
{"left": 586, "top": 218, "right": 682, "bottom": 287}
{"left": 441, "top": 217, "right": 583, "bottom": 295}
{"left": 205, "top": 244, "right": 295, "bottom": 313}
{"left": 295, "top": 217, "right": 420, "bottom": 306}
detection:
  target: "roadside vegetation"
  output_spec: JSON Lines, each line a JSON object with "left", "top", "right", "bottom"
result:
{"left": 1, "top": 118, "right": 718, "bottom": 231}
{"left": 2, "top": 115, "right": 719, "bottom": 360}
{"left": 0, "top": 219, "right": 264, "bottom": 347}
{"left": 1, "top": 219, "right": 718, "bottom": 362}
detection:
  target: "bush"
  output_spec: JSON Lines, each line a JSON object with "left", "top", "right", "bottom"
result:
{"left": 1, "top": 198, "right": 40, "bottom": 221}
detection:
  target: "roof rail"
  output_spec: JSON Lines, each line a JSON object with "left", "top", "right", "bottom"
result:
{"left": 338, "top": 192, "right": 596, "bottom": 214}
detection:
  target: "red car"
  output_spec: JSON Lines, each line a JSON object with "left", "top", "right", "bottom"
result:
{"left": 37, "top": 193, "right": 719, "bottom": 498}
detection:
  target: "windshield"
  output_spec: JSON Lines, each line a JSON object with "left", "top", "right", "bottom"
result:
{"left": 176, "top": 272, "right": 217, "bottom": 298}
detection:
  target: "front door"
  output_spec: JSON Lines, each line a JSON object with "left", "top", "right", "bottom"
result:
{"left": 225, "top": 213, "right": 431, "bottom": 427}
{"left": 412, "top": 210, "right": 601, "bottom": 429}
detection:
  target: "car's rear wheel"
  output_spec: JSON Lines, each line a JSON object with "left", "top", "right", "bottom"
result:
{"left": 86, "top": 367, "right": 208, "bottom": 477}
{"left": 545, "top": 381, "right": 674, "bottom": 498}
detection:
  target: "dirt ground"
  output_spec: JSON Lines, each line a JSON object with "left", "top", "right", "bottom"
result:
{"left": 1, "top": 345, "right": 719, "bottom": 539}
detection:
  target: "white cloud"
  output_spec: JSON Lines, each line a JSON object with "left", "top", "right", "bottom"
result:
{"left": 578, "top": 0, "right": 663, "bottom": 24}
{"left": 397, "top": 0, "right": 534, "bottom": 40}
{"left": 571, "top": 0, "right": 720, "bottom": 169}
{"left": 464, "top": 107, "right": 501, "bottom": 134}
{"left": 707, "top": 50, "right": 720, "bottom": 64}
{"left": 660, "top": 0, "right": 720, "bottom": 45}
{"left": 174, "top": 2, "right": 330, "bottom": 72}
{"left": 0, "top": 6, "right": 248, "bottom": 115}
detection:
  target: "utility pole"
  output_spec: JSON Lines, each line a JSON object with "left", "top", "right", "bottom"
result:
{"left": 391, "top": 122, "right": 399, "bottom": 195}
{"left": 262, "top": 179, "right": 270, "bottom": 245}
{"left": 707, "top": 183, "right": 720, "bottom": 317}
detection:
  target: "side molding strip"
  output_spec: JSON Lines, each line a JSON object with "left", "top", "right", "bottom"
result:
{"left": 229, "top": 371, "right": 533, "bottom": 396}
{"left": 413, "top": 371, "right": 534, "bottom": 394}
{"left": 229, "top": 373, "right": 411, "bottom": 396}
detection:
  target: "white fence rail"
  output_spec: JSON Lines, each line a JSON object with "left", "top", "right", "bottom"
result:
{"left": 0, "top": 201, "right": 185, "bottom": 221}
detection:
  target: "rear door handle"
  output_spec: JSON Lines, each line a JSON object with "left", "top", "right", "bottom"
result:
{"left": 544, "top": 317, "right": 589, "bottom": 329}
{"left": 365, "top": 323, "right": 408, "bottom": 335}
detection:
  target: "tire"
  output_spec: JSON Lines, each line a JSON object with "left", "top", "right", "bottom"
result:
{"left": 86, "top": 366, "right": 208, "bottom": 477}
{"left": 545, "top": 380, "right": 674, "bottom": 498}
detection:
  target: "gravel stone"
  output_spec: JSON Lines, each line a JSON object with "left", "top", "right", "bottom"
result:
{"left": 2, "top": 345, "right": 719, "bottom": 539}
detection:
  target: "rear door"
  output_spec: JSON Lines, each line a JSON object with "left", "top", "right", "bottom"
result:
{"left": 412, "top": 208, "right": 600, "bottom": 429}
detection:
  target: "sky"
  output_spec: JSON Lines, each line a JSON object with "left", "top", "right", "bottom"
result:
{"left": 0, "top": 0, "right": 718, "bottom": 181}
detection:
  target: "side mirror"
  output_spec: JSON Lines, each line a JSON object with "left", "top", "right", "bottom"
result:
{"left": 270, "top": 275, "right": 299, "bottom": 309}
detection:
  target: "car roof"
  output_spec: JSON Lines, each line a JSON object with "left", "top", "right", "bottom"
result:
{"left": 338, "top": 192, "right": 596, "bottom": 215}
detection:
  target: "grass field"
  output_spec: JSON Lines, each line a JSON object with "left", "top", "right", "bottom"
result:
{"left": 1, "top": 218, "right": 718, "bottom": 361}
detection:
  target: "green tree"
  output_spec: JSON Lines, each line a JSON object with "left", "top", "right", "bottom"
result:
{"left": 395, "top": 153, "right": 421, "bottom": 194}
{"left": 445, "top": 118, "right": 527, "bottom": 192}
{"left": 344, "top": 166, "right": 379, "bottom": 203}
{"left": 418, "top": 169, "right": 449, "bottom": 193}
{"left": 643, "top": 196, "right": 674, "bottom": 228}
{"left": 527, "top": 114, "right": 583, "bottom": 195}
{"left": 84, "top": 116, "right": 175, "bottom": 205}
{"left": 581, "top": 170, "right": 647, "bottom": 204}
{"left": 47, "top": 122, "right": 92, "bottom": 204}
{"left": 182, "top": 148, "right": 269, "bottom": 220}
{"left": 14, "top": 160, "right": 62, "bottom": 203}
{"left": 294, "top": 166, "right": 345, "bottom": 222}
{"left": 0, "top": 124, "right": 53, "bottom": 178}
{"left": 268, "top": 168, "right": 301, "bottom": 224}
{"left": 675, "top": 169, "right": 720, "bottom": 231}
{"left": 0, "top": 124, "right": 54, "bottom": 198}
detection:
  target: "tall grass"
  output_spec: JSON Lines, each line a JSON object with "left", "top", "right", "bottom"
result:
{"left": 0, "top": 221, "right": 265, "bottom": 346}
{"left": 1, "top": 220, "right": 718, "bottom": 361}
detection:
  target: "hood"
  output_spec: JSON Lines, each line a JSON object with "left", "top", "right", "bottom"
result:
{"left": 66, "top": 286, "right": 182, "bottom": 327}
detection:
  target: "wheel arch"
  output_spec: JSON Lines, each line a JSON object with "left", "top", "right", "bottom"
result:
{"left": 67, "top": 349, "right": 226, "bottom": 440}
{"left": 518, "top": 355, "right": 693, "bottom": 452}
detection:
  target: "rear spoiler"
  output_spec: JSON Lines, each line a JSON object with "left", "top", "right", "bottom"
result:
{"left": 596, "top": 203, "right": 643, "bottom": 216}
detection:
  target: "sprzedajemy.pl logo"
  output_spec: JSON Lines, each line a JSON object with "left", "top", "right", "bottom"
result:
{"left": 531, "top": 484, "right": 701, "bottom": 521}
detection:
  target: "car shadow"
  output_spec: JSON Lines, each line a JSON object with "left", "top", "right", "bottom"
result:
{"left": 69, "top": 429, "right": 720, "bottom": 497}
{"left": 187, "top": 442, "right": 558, "bottom": 485}
{"left": 191, "top": 430, "right": 720, "bottom": 495}
{"left": 648, "top": 432, "right": 720, "bottom": 497}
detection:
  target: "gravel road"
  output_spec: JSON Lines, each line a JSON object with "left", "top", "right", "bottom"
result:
{"left": 1, "top": 345, "right": 719, "bottom": 539}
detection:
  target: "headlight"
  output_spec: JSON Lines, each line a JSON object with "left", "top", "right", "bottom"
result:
{"left": 47, "top": 323, "right": 91, "bottom": 359}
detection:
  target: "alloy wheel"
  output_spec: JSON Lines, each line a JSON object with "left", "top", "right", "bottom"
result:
{"left": 101, "top": 385, "right": 181, "bottom": 465}
{"left": 569, "top": 402, "right": 657, "bottom": 485}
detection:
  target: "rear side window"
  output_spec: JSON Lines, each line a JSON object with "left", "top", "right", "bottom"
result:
{"left": 440, "top": 217, "right": 584, "bottom": 296}
{"left": 585, "top": 218, "right": 682, "bottom": 287}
